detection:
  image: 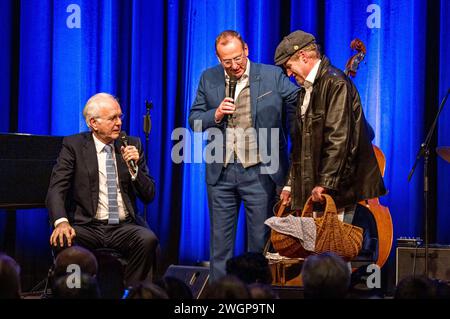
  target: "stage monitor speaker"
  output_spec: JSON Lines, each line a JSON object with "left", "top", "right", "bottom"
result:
{"left": 163, "top": 265, "right": 209, "bottom": 299}
{"left": 396, "top": 246, "right": 450, "bottom": 284}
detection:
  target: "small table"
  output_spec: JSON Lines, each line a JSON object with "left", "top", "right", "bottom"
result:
{"left": 266, "top": 254, "right": 305, "bottom": 286}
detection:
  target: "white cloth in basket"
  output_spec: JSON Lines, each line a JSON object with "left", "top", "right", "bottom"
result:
{"left": 265, "top": 215, "right": 316, "bottom": 252}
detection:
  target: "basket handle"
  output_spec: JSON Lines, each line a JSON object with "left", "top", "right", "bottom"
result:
{"left": 273, "top": 199, "right": 301, "bottom": 217}
{"left": 263, "top": 200, "right": 289, "bottom": 256}
{"left": 274, "top": 200, "right": 287, "bottom": 217}
{"left": 301, "top": 193, "right": 338, "bottom": 217}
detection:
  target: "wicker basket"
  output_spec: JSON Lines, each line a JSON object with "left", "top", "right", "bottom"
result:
{"left": 270, "top": 201, "right": 315, "bottom": 258}
{"left": 270, "top": 194, "right": 363, "bottom": 261}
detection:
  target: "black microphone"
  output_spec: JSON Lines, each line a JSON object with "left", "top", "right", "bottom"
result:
{"left": 228, "top": 76, "right": 237, "bottom": 99}
{"left": 227, "top": 76, "right": 238, "bottom": 121}
{"left": 120, "top": 131, "right": 138, "bottom": 172}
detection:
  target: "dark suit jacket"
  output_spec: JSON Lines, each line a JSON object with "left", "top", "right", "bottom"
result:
{"left": 188, "top": 62, "right": 299, "bottom": 186}
{"left": 46, "top": 132, "right": 155, "bottom": 227}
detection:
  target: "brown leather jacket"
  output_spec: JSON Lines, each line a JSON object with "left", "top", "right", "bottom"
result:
{"left": 288, "top": 56, "right": 386, "bottom": 210}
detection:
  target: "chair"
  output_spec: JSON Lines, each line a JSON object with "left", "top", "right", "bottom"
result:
{"left": 94, "top": 246, "right": 161, "bottom": 297}
{"left": 349, "top": 204, "right": 379, "bottom": 269}
{"left": 93, "top": 248, "right": 127, "bottom": 299}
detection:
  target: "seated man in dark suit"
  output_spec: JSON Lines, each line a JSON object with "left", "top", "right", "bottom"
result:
{"left": 46, "top": 92, "right": 158, "bottom": 287}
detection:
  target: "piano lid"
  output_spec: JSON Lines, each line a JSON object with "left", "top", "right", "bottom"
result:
{"left": 0, "top": 133, "right": 63, "bottom": 209}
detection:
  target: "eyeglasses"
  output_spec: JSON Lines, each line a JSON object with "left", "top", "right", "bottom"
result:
{"left": 221, "top": 52, "right": 246, "bottom": 67}
{"left": 96, "top": 113, "right": 124, "bottom": 123}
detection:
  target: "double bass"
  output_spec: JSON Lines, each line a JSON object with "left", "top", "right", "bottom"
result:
{"left": 345, "top": 39, "right": 393, "bottom": 268}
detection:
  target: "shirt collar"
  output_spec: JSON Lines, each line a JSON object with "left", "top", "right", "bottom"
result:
{"left": 304, "top": 59, "right": 321, "bottom": 88}
{"left": 224, "top": 60, "right": 251, "bottom": 83}
{"left": 92, "top": 133, "right": 113, "bottom": 154}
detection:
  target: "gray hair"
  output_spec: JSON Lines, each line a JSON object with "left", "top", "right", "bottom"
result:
{"left": 82, "top": 93, "right": 118, "bottom": 130}
{"left": 300, "top": 43, "right": 321, "bottom": 59}
{"left": 290, "top": 43, "right": 321, "bottom": 62}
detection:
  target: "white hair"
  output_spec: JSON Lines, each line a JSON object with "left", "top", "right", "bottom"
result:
{"left": 82, "top": 93, "right": 118, "bottom": 130}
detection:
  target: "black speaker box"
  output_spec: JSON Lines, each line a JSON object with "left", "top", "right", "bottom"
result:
{"left": 396, "top": 246, "right": 450, "bottom": 284}
{"left": 163, "top": 265, "right": 209, "bottom": 299}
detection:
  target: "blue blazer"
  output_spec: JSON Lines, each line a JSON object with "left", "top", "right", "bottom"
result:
{"left": 189, "top": 62, "right": 299, "bottom": 186}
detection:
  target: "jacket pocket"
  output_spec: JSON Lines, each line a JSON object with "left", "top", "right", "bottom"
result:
{"left": 256, "top": 91, "right": 273, "bottom": 100}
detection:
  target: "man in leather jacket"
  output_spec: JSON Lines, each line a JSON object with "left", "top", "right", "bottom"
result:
{"left": 274, "top": 30, "right": 386, "bottom": 220}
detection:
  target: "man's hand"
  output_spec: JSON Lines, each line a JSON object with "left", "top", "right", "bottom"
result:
{"left": 214, "top": 97, "right": 235, "bottom": 122}
{"left": 280, "top": 190, "right": 291, "bottom": 205}
{"left": 121, "top": 145, "right": 139, "bottom": 171}
{"left": 50, "top": 221, "right": 76, "bottom": 247}
{"left": 311, "top": 186, "right": 327, "bottom": 202}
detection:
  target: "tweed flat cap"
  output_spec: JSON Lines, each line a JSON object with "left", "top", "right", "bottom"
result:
{"left": 274, "top": 30, "right": 316, "bottom": 65}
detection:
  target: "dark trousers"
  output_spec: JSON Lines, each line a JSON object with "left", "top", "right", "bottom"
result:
{"left": 207, "top": 163, "right": 276, "bottom": 282}
{"left": 72, "top": 218, "right": 158, "bottom": 287}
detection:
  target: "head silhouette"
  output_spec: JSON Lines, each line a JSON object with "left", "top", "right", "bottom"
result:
{"left": 54, "top": 246, "right": 98, "bottom": 278}
{"left": 0, "top": 253, "right": 21, "bottom": 298}
{"left": 226, "top": 252, "right": 272, "bottom": 284}
{"left": 302, "top": 252, "right": 350, "bottom": 299}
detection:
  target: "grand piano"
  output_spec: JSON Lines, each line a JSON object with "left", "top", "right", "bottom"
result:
{"left": 0, "top": 133, "right": 63, "bottom": 209}
{"left": 0, "top": 133, "right": 63, "bottom": 293}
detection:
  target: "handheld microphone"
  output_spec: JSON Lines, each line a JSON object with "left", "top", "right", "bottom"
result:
{"left": 119, "top": 131, "right": 138, "bottom": 172}
{"left": 227, "top": 76, "right": 238, "bottom": 122}
{"left": 228, "top": 76, "right": 237, "bottom": 99}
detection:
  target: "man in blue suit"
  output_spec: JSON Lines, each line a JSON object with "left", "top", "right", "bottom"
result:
{"left": 189, "top": 30, "right": 299, "bottom": 281}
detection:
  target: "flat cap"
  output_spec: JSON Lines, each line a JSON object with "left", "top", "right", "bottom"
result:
{"left": 274, "top": 30, "right": 316, "bottom": 65}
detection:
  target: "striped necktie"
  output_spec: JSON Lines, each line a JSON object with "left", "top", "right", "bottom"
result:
{"left": 104, "top": 144, "right": 119, "bottom": 224}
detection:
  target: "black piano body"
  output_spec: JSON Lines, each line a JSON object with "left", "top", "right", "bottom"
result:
{"left": 0, "top": 133, "right": 63, "bottom": 209}
{"left": 0, "top": 133, "right": 64, "bottom": 293}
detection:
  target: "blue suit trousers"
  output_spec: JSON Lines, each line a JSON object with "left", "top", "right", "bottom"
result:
{"left": 207, "top": 162, "right": 276, "bottom": 282}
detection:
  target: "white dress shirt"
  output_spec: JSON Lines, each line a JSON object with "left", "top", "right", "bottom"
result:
{"left": 283, "top": 59, "right": 322, "bottom": 193}
{"left": 300, "top": 59, "right": 321, "bottom": 117}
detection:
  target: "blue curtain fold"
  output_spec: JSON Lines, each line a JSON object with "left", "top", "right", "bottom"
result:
{"left": 0, "top": 0, "right": 449, "bottom": 289}
{"left": 0, "top": 0, "right": 13, "bottom": 131}
{"left": 437, "top": 0, "right": 450, "bottom": 244}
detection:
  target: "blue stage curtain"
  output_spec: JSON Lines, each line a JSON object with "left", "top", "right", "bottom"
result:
{"left": 0, "top": 0, "right": 13, "bottom": 131}
{"left": 0, "top": 1, "right": 449, "bottom": 286}
{"left": 437, "top": 1, "right": 450, "bottom": 244}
